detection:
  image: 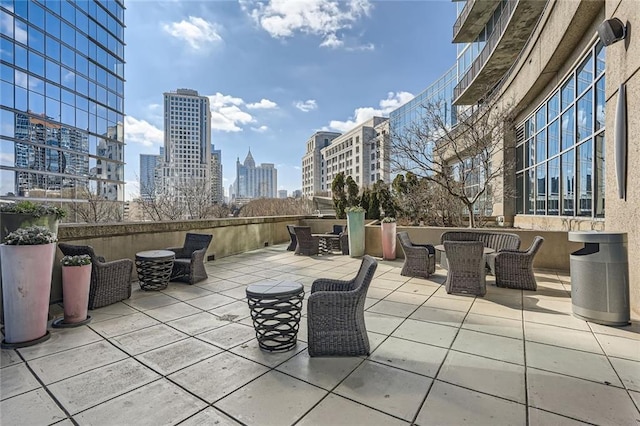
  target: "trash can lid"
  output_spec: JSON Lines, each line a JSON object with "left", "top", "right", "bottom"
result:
{"left": 568, "top": 231, "right": 627, "bottom": 243}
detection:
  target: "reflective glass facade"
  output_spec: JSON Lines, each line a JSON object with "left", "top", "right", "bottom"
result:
{"left": 0, "top": 0, "right": 125, "bottom": 208}
{"left": 516, "top": 42, "right": 605, "bottom": 218}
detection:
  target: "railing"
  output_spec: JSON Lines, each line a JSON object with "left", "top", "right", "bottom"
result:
{"left": 453, "top": 0, "right": 476, "bottom": 40}
{"left": 454, "top": 0, "right": 518, "bottom": 102}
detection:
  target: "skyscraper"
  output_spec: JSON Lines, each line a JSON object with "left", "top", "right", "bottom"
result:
{"left": 210, "top": 144, "right": 223, "bottom": 204}
{"left": 234, "top": 150, "right": 277, "bottom": 200}
{"left": 0, "top": 0, "right": 126, "bottom": 213}
{"left": 158, "top": 89, "right": 211, "bottom": 205}
{"left": 139, "top": 149, "right": 162, "bottom": 201}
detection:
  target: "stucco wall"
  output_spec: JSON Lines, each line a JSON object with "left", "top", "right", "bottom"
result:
{"left": 603, "top": 0, "right": 640, "bottom": 315}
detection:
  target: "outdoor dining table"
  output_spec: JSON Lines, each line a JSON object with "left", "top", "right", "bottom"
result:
{"left": 434, "top": 244, "right": 495, "bottom": 270}
{"left": 312, "top": 233, "right": 342, "bottom": 254}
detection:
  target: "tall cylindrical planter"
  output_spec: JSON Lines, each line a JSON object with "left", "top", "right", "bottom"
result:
{"left": 347, "top": 210, "right": 365, "bottom": 257}
{"left": 381, "top": 222, "right": 397, "bottom": 260}
{"left": 61, "top": 264, "right": 91, "bottom": 324}
{"left": 0, "top": 243, "right": 56, "bottom": 345}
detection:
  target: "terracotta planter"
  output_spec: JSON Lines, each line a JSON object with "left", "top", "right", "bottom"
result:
{"left": 381, "top": 222, "right": 397, "bottom": 260}
{"left": 61, "top": 264, "right": 91, "bottom": 324}
{"left": 0, "top": 243, "right": 56, "bottom": 345}
{"left": 347, "top": 211, "right": 365, "bottom": 257}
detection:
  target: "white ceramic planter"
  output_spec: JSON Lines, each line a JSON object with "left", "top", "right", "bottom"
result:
{"left": 0, "top": 243, "right": 56, "bottom": 345}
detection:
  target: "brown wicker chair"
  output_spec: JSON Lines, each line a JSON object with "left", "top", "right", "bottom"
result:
{"left": 293, "top": 226, "right": 319, "bottom": 256}
{"left": 444, "top": 241, "right": 486, "bottom": 296}
{"left": 286, "top": 225, "right": 297, "bottom": 251}
{"left": 307, "top": 255, "right": 378, "bottom": 356}
{"left": 397, "top": 231, "right": 436, "bottom": 278}
{"left": 493, "top": 236, "right": 545, "bottom": 290}
{"left": 58, "top": 243, "right": 134, "bottom": 309}
{"left": 166, "top": 233, "right": 212, "bottom": 284}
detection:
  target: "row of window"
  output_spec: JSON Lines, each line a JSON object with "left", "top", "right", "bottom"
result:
{"left": 516, "top": 42, "right": 605, "bottom": 218}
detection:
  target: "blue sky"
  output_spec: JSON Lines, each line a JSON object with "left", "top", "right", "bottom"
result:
{"left": 123, "top": 0, "right": 458, "bottom": 200}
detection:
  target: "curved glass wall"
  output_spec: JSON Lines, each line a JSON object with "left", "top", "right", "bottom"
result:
{"left": 515, "top": 41, "right": 605, "bottom": 219}
{"left": 0, "top": 0, "right": 125, "bottom": 209}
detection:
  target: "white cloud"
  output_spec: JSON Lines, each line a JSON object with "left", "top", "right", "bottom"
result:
{"left": 163, "top": 16, "right": 222, "bottom": 49}
{"left": 207, "top": 92, "right": 255, "bottom": 132}
{"left": 241, "top": 0, "right": 373, "bottom": 48}
{"left": 295, "top": 99, "right": 317, "bottom": 112}
{"left": 324, "top": 91, "right": 414, "bottom": 132}
{"left": 251, "top": 125, "right": 269, "bottom": 133}
{"left": 124, "top": 116, "right": 164, "bottom": 147}
{"left": 247, "top": 99, "right": 278, "bottom": 109}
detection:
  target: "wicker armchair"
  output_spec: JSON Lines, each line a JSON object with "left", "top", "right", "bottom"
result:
{"left": 494, "top": 236, "right": 545, "bottom": 290}
{"left": 340, "top": 228, "right": 349, "bottom": 255}
{"left": 307, "top": 255, "right": 378, "bottom": 357}
{"left": 444, "top": 241, "right": 486, "bottom": 296}
{"left": 167, "top": 233, "right": 212, "bottom": 284}
{"left": 293, "top": 226, "right": 319, "bottom": 256}
{"left": 286, "top": 225, "right": 297, "bottom": 251}
{"left": 58, "top": 243, "right": 134, "bottom": 309}
{"left": 397, "top": 231, "right": 436, "bottom": 278}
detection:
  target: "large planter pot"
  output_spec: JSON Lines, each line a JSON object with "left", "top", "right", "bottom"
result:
{"left": 381, "top": 222, "right": 397, "bottom": 260}
{"left": 0, "top": 213, "right": 59, "bottom": 323}
{"left": 0, "top": 243, "right": 56, "bottom": 346}
{"left": 346, "top": 211, "right": 365, "bottom": 257}
{"left": 61, "top": 264, "right": 91, "bottom": 324}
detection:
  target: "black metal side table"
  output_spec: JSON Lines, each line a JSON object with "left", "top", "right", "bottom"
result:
{"left": 246, "top": 281, "right": 304, "bottom": 352}
{"left": 135, "top": 250, "right": 175, "bottom": 291}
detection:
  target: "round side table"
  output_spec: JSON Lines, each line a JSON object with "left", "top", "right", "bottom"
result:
{"left": 135, "top": 250, "right": 175, "bottom": 291}
{"left": 246, "top": 281, "right": 304, "bottom": 352}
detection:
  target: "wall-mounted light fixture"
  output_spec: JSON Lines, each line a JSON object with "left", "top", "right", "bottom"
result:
{"left": 597, "top": 18, "right": 627, "bottom": 46}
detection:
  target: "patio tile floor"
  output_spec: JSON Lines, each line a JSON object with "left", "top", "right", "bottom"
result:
{"left": 1, "top": 244, "right": 639, "bottom": 425}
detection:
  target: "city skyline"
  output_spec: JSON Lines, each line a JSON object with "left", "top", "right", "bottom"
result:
{"left": 124, "top": 0, "right": 458, "bottom": 200}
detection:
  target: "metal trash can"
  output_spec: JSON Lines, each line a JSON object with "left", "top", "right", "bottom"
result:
{"left": 568, "top": 231, "right": 629, "bottom": 326}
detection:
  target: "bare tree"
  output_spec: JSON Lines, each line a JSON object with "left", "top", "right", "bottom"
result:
{"left": 136, "top": 177, "right": 216, "bottom": 221}
{"left": 239, "top": 198, "right": 314, "bottom": 217}
{"left": 390, "top": 99, "right": 514, "bottom": 228}
{"left": 69, "top": 185, "right": 123, "bottom": 223}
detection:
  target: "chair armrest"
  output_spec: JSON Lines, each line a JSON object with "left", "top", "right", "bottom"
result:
{"left": 413, "top": 243, "right": 435, "bottom": 254}
{"left": 96, "top": 255, "right": 106, "bottom": 263}
{"left": 190, "top": 247, "right": 208, "bottom": 262}
{"left": 308, "top": 290, "right": 360, "bottom": 314}
{"left": 496, "top": 248, "right": 524, "bottom": 255}
{"left": 94, "top": 258, "right": 134, "bottom": 276}
{"left": 311, "top": 278, "right": 352, "bottom": 293}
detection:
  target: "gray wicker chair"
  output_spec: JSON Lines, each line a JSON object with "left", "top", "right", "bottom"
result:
{"left": 494, "top": 236, "right": 544, "bottom": 290}
{"left": 444, "top": 241, "right": 486, "bottom": 296}
{"left": 58, "top": 243, "right": 134, "bottom": 309}
{"left": 167, "top": 233, "right": 212, "bottom": 284}
{"left": 286, "top": 225, "right": 297, "bottom": 251}
{"left": 307, "top": 255, "right": 378, "bottom": 357}
{"left": 293, "top": 226, "right": 319, "bottom": 256}
{"left": 340, "top": 227, "right": 349, "bottom": 255}
{"left": 397, "top": 231, "right": 436, "bottom": 278}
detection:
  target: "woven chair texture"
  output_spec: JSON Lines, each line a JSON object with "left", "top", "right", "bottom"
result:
{"left": 286, "top": 225, "right": 297, "bottom": 251}
{"left": 166, "top": 233, "right": 212, "bottom": 284}
{"left": 494, "top": 236, "right": 544, "bottom": 290}
{"left": 441, "top": 231, "right": 521, "bottom": 274}
{"left": 307, "top": 255, "right": 378, "bottom": 356}
{"left": 293, "top": 226, "right": 319, "bottom": 256}
{"left": 444, "top": 240, "right": 486, "bottom": 296}
{"left": 58, "top": 243, "right": 133, "bottom": 309}
{"left": 397, "top": 231, "right": 436, "bottom": 278}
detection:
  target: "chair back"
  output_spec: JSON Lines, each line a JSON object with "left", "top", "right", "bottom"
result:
{"left": 286, "top": 224, "right": 296, "bottom": 237}
{"left": 444, "top": 241, "right": 484, "bottom": 272}
{"left": 397, "top": 231, "right": 412, "bottom": 249}
{"left": 351, "top": 255, "right": 378, "bottom": 293}
{"left": 183, "top": 233, "right": 212, "bottom": 257}
{"left": 293, "top": 226, "right": 313, "bottom": 246}
{"left": 58, "top": 243, "right": 101, "bottom": 264}
{"left": 332, "top": 225, "right": 344, "bottom": 235}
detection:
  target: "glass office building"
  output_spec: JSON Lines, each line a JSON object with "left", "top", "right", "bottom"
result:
{"left": 0, "top": 0, "right": 125, "bottom": 213}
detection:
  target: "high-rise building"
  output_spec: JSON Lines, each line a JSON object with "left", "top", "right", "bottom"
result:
{"left": 158, "top": 89, "right": 211, "bottom": 205}
{"left": 210, "top": 144, "right": 223, "bottom": 204}
{"left": 234, "top": 150, "right": 277, "bottom": 200}
{"left": 278, "top": 190, "right": 287, "bottom": 199}
{"left": 302, "top": 117, "right": 389, "bottom": 197}
{"left": 140, "top": 149, "right": 162, "bottom": 200}
{"left": 0, "top": 0, "right": 126, "bottom": 215}
{"left": 302, "top": 131, "right": 340, "bottom": 197}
